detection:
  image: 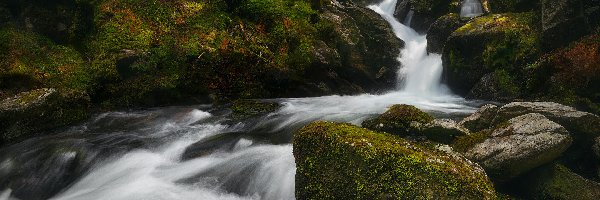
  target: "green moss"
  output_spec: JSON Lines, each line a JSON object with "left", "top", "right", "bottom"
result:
{"left": 294, "top": 121, "right": 496, "bottom": 199}
{"left": 493, "top": 69, "right": 520, "bottom": 97}
{"left": 362, "top": 104, "right": 434, "bottom": 136}
{"left": 452, "top": 130, "right": 491, "bottom": 153}
{"left": 230, "top": 99, "right": 281, "bottom": 119}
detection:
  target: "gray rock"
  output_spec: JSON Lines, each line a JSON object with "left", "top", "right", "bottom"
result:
{"left": 465, "top": 113, "right": 572, "bottom": 181}
{"left": 541, "top": 0, "right": 590, "bottom": 51}
{"left": 466, "top": 71, "right": 520, "bottom": 102}
{"left": 493, "top": 102, "right": 600, "bottom": 141}
{"left": 459, "top": 104, "right": 498, "bottom": 132}
{"left": 426, "top": 13, "right": 468, "bottom": 54}
{"left": 422, "top": 119, "right": 470, "bottom": 144}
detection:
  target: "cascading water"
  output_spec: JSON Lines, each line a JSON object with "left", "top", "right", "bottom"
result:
{"left": 0, "top": 1, "right": 483, "bottom": 200}
{"left": 460, "top": 0, "right": 484, "bottom": 18}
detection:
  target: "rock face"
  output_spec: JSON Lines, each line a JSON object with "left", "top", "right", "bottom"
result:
{"left": 293, "top": 2, "right": 404, "bottom": 96}
{"left": 294, "top": 121, "right": 496, "bottom": 199}
{"left": 426, "top": 13, "right": 468, "bottom": 54}
{"left": 393, "top": 0, "right": 453, "bottom": 33}
{"left": 442, "top": 13, "right": 540, "bottom": 96}
{"left": 465, "top": 113, "right": 573, "bottom": 181}
{"left": 516, "top": 164, "right": 600, "bottom": 200}
{"left": 541, "top": 0, "right": 591, "bottom": 51}
{"left": 0, "top": 88, "right": 90, "bottom": 145}
{"left": 488, "top": 0, "right": 539, "bottom": 13}
{"left": 421, "top": 119, "right": 470, "bottom": 144}
{"left": 361, "top": 104, "right": 434, "bottom": 135}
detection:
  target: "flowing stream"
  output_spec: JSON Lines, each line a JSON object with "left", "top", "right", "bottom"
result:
{"left": 0, "top": 1, "right": 483, "bottom": 200}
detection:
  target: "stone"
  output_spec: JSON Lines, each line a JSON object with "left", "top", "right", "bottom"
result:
{"left": 515, "top": 163, "right": 600, "bottom": 200}
{"left": 294, "top": 121, "right": 496, "bottom": 199}
{"left": 361, "top": 104, "right": 433, "bottom": 136}
{"left": 426, "top": 13, "right": 468, "bottom": 54}
{"left": 465, "top": 113, "right": 572, "bottom": 181}
{"left": 466, "top": 70, "right": 520, "bottom": 102}
{"left": 0, "top": 88, "right": 90, "bottom": 145}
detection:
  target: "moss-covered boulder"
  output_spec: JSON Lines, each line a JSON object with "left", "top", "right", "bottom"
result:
{"left": 426, "top": 13, "right": 469, "bottom": 54}
{"left": 514, "top": 163, "right": 600, "bottom": 199}
{"left": 0, "top": 88, "right": 90, "bottom": 145}
{"left": 459, "top": 104, "right": 499, "bottom": 133}
{"left": 230, "top": 99, "right": 281, "bottom": 119}
{"left": 361, "top": 104, "right": 434, "bottom": 136}
{"left": 442, "top": 12, "right": 541, "bottom": 96}
{"left": 293, "top": 121, "right": 497, "bottom": 199}
{"left": 541, "top": 0, "right": 593, "bottom": 51}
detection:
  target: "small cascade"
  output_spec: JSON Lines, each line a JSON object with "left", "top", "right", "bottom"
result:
{"left": 460, "top": 0, "right": 484, "bottom": 18}
{"left": 403, "top": 10, "right": 414, "bottom": 27}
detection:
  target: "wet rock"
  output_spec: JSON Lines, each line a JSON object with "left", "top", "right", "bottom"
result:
{"left": 0, "top": 88, "right": 90, "bottom": 145}
{"left": 421, "top": 119, "right": 470, "bottom": 144}
{"left": 181, "top": 132, "right": 246, "bottom": 160}
{"left": 426, "top": 13, "right": 468, "bottom": 54}
{"left": 362, "top": 104, "right": 434, "bottom": 136}
{"left": 465, "top": 113, "right": 572, "bottom": 181}
{"left": 230, "top": 99, "right": 281, "bottom": 120}
{"left": 442, "top": 13, "right": 540, "bottom": 95}
{"left": 294, "top": 121, "right": 496, "bottom": 199}
{"left": 514, "top": 163, "right": 600, "bottom": 199}
{"left": 458, "top": 104, "right": 498, "bottom": 132}
{"left": 393, "top": 0, "right": 453, "bottom": 33}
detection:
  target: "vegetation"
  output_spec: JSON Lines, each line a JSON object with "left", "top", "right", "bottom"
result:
{"left": 361, "top": 104, "right": 434, "bottom": 136}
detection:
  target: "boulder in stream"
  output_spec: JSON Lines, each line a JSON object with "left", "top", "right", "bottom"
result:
{"left": 421, "top": 118, "right": 470, "bottom": 144}
{"left": 0, "top": 88, "right": 90, "bottom": 145}
{"left": 361, "top": 104, "right": 434, "bottom": 136}
{"left": 464, "top": 113, "right": 572, "bottom": 181}
{"left": 294, "top": 121, "right": 496, "bottom": 199}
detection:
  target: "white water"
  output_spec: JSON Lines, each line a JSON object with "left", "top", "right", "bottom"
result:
{"left": 1, "top": 1, "right": 481, "bottom": 200}
{"left": 460, "top": 0, "right": 484, "bottom": 18}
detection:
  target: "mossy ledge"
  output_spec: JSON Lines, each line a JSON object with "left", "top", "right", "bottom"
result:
{"left": 293, "top": 121, "right": 496, "bottom": 199}
{"left": 361, "top": 104, "right": 434, "bottom": 136}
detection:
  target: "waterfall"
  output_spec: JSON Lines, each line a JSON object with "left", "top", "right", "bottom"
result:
{"left": 460, "top": 0, "right": 484, "bottom": 18}
{"left": 403, "top": 10, "right": 414, "bottom": 27}
{"left": 368, "top": 0, "right": 448, "bottom": 97}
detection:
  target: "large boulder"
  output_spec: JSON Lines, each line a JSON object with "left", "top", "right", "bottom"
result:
{"left": 294, "top": 121, "right": 497, "bottom": 199}
{"left": 426, "top": 13, "right": 469, "bottom": 54}
{"left": 493, "top": 102, "right": 600, "bottom": 141}
{"left": 465, "top": 113, "right": 573, "bottom": 181}
{"left": 0, "top": 88, "right": 90, "bottom": 145}
{"left": 442, "top": 13, "right": 541, "bottom": 96}
{"left": 361, "top": 104, "right": 434, "bottom": 136}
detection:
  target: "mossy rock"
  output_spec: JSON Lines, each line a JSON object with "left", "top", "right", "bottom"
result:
{"left": 362, "top": 104, "right": 434, "bottom": 136}
{"left": 426, "top": 13, "right": 469, "bottom": 54}
{"left": 513, "top": 163, "right": 600, "bottom": 199}
{"left": 230, "top": 99, "right": 281, "bottom": 119}
{"left": 443, "top": 12, "right": 541, "bottom": 95}
{"left": 0, "top": 88, "right": 91, "bottom": 145}
{"left": 293, "top": 121, "right": 497, "bottom": 199}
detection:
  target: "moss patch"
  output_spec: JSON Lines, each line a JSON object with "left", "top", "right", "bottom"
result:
{"left": 362, "top": 104, "right": 434, "bottom": 136}
{"left": 293, "top": 121, "right": 496, "bottom": 199}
